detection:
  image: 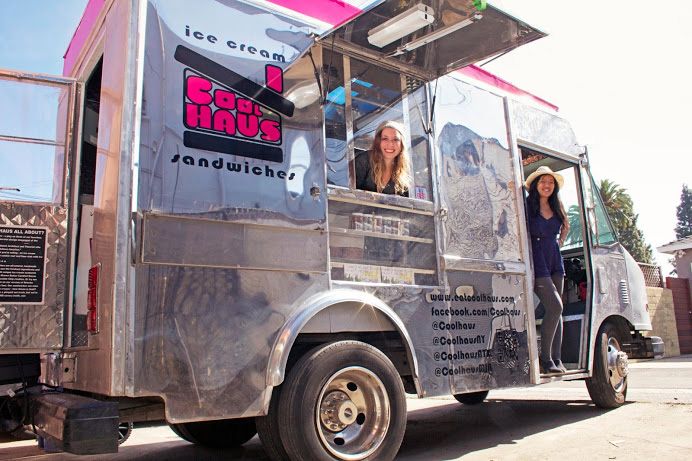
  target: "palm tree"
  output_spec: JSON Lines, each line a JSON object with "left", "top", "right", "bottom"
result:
{"left": 566, "top": 204, "right": 583, "bottom": 246}
{"left": 597, "top": 179, "right": 653, "bottom": 263}
{"left": 598, "top": 179, "right": 633, "bottom": 230}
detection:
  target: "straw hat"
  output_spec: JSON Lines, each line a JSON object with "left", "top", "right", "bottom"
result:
{"left": 524, "top": 165, "right": 564, "bottom": 189}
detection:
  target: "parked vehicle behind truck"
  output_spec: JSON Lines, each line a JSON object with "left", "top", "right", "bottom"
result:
{"left": 0, "top": 0, "right": 662, "bottom": 459}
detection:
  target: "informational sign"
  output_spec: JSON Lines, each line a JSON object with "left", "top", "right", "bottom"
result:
{"left": 0, "top": 226, "right": 47, "bottom": 304}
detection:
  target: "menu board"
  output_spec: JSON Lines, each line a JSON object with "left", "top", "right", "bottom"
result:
{"left": 0, "top": 226, "right": 48, "bottom": 304}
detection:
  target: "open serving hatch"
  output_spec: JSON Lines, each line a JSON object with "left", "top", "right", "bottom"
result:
{"left": 324, "top": 0, "right": 546, "bottom": 81}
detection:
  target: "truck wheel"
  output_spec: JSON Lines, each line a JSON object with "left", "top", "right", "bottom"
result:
{"left": 277, "top": 340, "right": 406, "bottom": 461}
{"left": 585, "top": 321, "right": 629, "bottom": 409}
{"left": 453, "top": 390, "right": 489, "bottom": 405}
{"left": 256, "top": 384, "right": 289, "bottom": 461}
{"left": 169, "top": 417, "right": 256, "bottom": 448}
{"left": 118, "top": 422, "right": 133, "bottom": 445}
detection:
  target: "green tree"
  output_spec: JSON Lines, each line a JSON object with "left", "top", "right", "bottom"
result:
{"left": 598, "top": 179, "right": 653, "bottom": 263}
{"left": 566, "top": 204, "right": 583, "bottom": 245}
{"left": 675, "top": 184, "right": 692, "bottom": 238}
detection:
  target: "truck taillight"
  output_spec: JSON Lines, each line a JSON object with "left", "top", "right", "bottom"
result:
{"left": 87, "top": 264, "right": 100, "bottom": 333}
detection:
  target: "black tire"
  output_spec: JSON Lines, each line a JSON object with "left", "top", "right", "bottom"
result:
{"left": 277, "top": 340, "right": 407, "bottom": 461}
{"left": 585, "top": 321, "right": 629, "bottom": 409}
{"left": 169, "top": 417, "right": 257, "bottom": 448}
{"left": 256, "top": 384, "right": 289, "bottom": 461}
{"left": 118, "top": 422, "right": 133, "bottom": 445}
{"left": 453, "top": 390, "right": 489, "bottom": 405}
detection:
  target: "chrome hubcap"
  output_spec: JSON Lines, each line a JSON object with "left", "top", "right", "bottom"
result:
{"left": 606, "top": 336, "right": 628, "bottom": 392}
{"left": 320, "top": 390, "right": 359, "bottom": 431}
{"left": 316, "top": 366, "right": 390, "bottom": 460}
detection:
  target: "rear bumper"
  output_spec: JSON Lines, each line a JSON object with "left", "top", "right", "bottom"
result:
{"left": 624, "top": 334, "right": 665, "bottom": 360}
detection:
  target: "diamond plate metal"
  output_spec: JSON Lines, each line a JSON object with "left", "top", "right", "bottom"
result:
{"left": 0, "top": 204, "right": 67, "bottom": 349}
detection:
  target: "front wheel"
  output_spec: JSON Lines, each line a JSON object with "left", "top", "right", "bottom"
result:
{"left": 585, "top": 321, "right": 629, "bottom": 409}
{"left": 277, "top": 340, "right": 407, "bottom": 461}
{"left": 453, "top": 390, "right": 489, "bottom": 405}
{"left": 169, "top": 417, "right": 257, "bottom": 448}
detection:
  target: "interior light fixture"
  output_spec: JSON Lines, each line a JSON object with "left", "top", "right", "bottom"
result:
{"left": 389, "top": 13, "right": 482, "bottom": 56}
{"left": 367, "top": 3, "right": 435, "bottom": 48}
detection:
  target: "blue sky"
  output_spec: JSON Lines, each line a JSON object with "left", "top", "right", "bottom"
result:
{"left": 0, "top": 0, "right": 88, "bottom": 74}
{"left": 1, "top": 0, "right": 689, "bottom": 273}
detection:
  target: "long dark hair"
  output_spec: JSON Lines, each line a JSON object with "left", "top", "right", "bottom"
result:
{"left": 527, "top": 174, "right": 566, "bottom": 224}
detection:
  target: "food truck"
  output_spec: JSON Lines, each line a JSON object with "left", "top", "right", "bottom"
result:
{"left": 0, "top": 0, "right": 663, "bottom": 458}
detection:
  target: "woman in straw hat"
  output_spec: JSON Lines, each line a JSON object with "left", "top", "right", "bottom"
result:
{"left": 525, "top": 166, "right": 570, "bottom": 374}
{"left": 355, "top": 120, "right": 411, "bottom": 196}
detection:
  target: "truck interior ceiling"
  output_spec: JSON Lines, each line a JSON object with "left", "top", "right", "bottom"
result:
{"left": 70, "top": 57, "right": 102, "bottom": 348}
{"left": 521, "top": 146, "right": 590, "bottom": 371}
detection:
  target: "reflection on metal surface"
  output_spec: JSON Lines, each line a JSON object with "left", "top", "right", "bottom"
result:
{"left": 510, "top": 101, "right": 582, "bottom": 158}
{"left": 266, "top": 288, "right": 419, "bottom": 390}
{"left": 141, "top": 213, "right": 327, "bottom": 272}
{"left": 135, "top": 267, "right": 329, "bottom": 421}
{"left": 435, "top": 77, "right": 520, "bottom": 262}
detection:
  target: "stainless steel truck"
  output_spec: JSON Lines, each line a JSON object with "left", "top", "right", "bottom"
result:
{"left": 0, "top": 0, "right": 662, "bottom": 458}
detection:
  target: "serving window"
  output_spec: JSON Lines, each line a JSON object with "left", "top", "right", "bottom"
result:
{"left": 328, "top": 197, "right": 436, "bottom": 286}
{"left": 323, "top": 48, "right": 437, "bottom": 286}
{"left": 324, "top": 49, "right": 432, "bottom": 199}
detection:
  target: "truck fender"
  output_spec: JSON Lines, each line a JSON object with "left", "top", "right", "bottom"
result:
{"left": 265, "top": 288, "right": 420, "bottom": 389}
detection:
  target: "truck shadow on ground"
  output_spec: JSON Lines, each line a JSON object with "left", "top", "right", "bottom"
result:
{"left": 398, "top": 398, "right": 620, "bottom": 460}
{"left": 0, "top": 399, "right": 623, "bottom": 461}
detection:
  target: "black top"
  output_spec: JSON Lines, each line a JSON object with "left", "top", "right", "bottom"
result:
{"left": 354, "top": 151, "right": 409, "bottom": 197}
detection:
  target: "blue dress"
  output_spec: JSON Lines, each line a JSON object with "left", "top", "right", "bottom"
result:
{"left": 527, "top": 211, "right": 564, "bottom": 278}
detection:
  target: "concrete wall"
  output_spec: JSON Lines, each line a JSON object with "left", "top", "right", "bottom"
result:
{"left": 645, "top": 287, "right": 680, "bottom": 357}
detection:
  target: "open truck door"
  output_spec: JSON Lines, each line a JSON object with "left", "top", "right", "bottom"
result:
{"left": 0, "top": 70, "right": 77, "bottom": 363}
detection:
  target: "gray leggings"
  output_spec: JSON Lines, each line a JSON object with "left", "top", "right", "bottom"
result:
{"left": 535, "top": 274, "right": 564, "bottom": 363}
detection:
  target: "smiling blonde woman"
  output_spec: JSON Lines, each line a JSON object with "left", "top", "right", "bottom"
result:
{"left": 355, "top": 120, "right": 411, "bottom": 196}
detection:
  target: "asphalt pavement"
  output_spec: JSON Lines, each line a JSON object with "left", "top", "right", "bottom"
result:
{"left": 2, "top": 355, "right": 691, "bottom": 460}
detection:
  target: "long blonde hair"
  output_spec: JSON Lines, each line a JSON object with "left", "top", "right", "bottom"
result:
{"left": 369, "top": 120, "right": 412, "bottom": 194}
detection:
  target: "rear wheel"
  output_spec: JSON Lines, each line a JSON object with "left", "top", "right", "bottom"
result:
{"left": 117, "top": 422, "right": 133, "bottom": 445}
{"left": 169, "top": 417, "right": 257, "bottom": 448}
{"left": 277, "top": 340, "right": 407, "bottom": 460}
{"left": 453, "top": 390, "right": 489, "bottom": 405}
{"left": 256, "top": 384, "right": 289, "bottom": 461}
{"left": 585, "top": 321, "right": 629, "bottom": 409}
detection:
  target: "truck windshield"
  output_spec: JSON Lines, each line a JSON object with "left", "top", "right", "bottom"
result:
{"left": 589, "top": 175, "right": 618, "bottom": 246}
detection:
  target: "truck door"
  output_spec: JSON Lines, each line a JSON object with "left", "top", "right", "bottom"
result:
{"left": 433, "top": 76, "right": 533, "bottom": 393}
{"left": 582, "top": 169, "right": 630, "bottom": 355}
{"left": 0, "top": 70, "right": 77, "bottom": 351}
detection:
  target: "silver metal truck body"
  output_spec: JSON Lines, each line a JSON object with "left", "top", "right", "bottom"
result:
{"left": 0, "top": 0, "right": 656, "bottom": 444}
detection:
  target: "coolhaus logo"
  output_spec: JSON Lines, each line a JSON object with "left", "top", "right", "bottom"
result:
{"left": 172, "top": 45, "right": 295, "bottom": 169}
